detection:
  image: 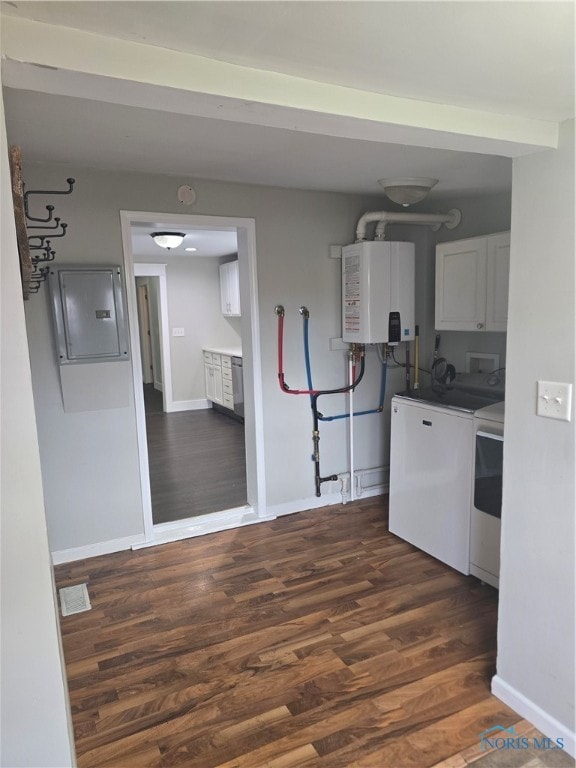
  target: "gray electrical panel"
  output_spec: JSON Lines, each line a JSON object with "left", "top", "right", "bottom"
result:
{"left": 49, "top": 265, "right": 130, "bottom": 364}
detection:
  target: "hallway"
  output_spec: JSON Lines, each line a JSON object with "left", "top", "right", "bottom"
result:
{"left": 144, "top": 386, "right": 247, "bottom": 524}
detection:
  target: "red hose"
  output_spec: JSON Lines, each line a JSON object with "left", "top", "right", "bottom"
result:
{"left": 277, "top": 311, "right": 318, "bottom": 395}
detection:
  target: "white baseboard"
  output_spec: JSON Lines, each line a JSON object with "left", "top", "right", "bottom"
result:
{"left": 492, "top": 675, "right": 575, "bottom": 758}
{"left": 166, "top": 398, "right": 210, "bottom": 413}
{"left": 270, "top": 492, "right": 344, "bottom": 518}
{"left": 356, "top": 484, "right": 388, "bottom": 499}
{"left": 51, "top": 533, "right": 146, "bottom": 565}
{"left": 154, "top": 381, "right": 163, "bottom": 392}
{"left": 269, "top": 487, "right": 385, "bottom": 519}
{"left": 50, "top": 488, "right": 387, "bottom": 563}
{"left": 132, "top": 506, "right": 261, "bottom": 548}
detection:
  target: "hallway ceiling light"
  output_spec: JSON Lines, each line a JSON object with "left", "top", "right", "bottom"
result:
{"left": 185, "top": 247, "right": 197, "bottom": 252}
{"left": 378, "top": 177, "right": 438, "bottom": 207}
{"left": 150, "top": 232, "right": 185, "bottom": 249}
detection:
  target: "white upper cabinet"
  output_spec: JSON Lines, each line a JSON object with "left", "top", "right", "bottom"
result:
{"left": 219, "top": 260, "right": 241, "bottom": 317}
{"left": 435, "top": 232, "right": 510, "bottom": 332}
{"left": 485, "top": 233, "right": 510, "bottom": 332}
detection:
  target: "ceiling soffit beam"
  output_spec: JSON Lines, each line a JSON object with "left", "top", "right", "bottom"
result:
{"left": 0, "top": 15, "right": 559, "bottom": 158}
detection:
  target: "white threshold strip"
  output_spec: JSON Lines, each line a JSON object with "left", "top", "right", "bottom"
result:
{"left": 132, "top": 504, "right": 266, "bottom": 549}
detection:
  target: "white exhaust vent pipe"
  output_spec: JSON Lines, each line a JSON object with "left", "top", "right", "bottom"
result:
{"left": 356, "top": 208, "right": 461, "bottom": 241}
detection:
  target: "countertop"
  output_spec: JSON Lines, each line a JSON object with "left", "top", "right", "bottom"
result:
{"left": 203, "top": 346, "right": 242, "bottom": 358}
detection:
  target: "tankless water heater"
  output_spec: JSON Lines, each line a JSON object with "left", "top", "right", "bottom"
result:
{"left": 342, "top": 241, "right": 415, "bottom": 344}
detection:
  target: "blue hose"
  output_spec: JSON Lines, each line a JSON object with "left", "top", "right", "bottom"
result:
{"left": 319, "top": 408, "right": 379, "bottom": 421}
{"left": 319, "top": 359, "right": 387, "bottom": 420}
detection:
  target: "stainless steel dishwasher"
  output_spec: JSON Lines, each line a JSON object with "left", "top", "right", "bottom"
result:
{"left": 231, "top": 356, "right": 244, "bottom": 420}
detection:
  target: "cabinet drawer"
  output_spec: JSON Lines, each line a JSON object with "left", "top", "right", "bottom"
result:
{"left": 222, "top": 367, "right": 232, "bottom": 382}
{"left": 223, "top": 393, "right": 234, "bottom": 409}
{"left": 211, "top": 353, "right": 221, "bottom": 366}
{"left": 203, "top": 351, "right": 213, "bottom": 364}
{"left": 223, "top": 379, "right": 233, "bottom": 395}
{"left": 221, "top": 355, "right": 231, "bottom": 370}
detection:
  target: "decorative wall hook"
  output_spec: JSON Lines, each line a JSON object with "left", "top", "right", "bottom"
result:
{"left": 27, "top": 216, "right": 62, "bottom": 230}
{"left": 24, "top": 178, "right": 75, "bottom": 222}
{"left": 8, "top": 146, "right": 75, "bottom": 299}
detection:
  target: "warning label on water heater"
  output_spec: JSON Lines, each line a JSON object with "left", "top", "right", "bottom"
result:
{"left": 344, "top": 255, "right": 361, "bottom": 334}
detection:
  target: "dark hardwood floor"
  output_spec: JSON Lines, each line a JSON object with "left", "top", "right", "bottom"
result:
{"left": 144, "top": 386, "right": 247, "bottom": 524}
{"left": 54, "top": 497, "right": 534, "bottom": 768}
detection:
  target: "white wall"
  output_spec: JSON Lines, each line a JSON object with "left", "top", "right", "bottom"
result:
{"left": 0, "top": 100, "right": 75, "bottom": 768}
{"left": 494, "top": 119, "right": 575, "bottom": 746}
{"left": 132, "top": 251, "right": 242, "bottom": 404}
{"left": 20, "top": 161, "right": 515, "bottom": 551}
{"left": 21, "top": 162, "right": 393, "bottom": 548}
{"left": 165, "top": 256, "right": 240, "bottom": 402}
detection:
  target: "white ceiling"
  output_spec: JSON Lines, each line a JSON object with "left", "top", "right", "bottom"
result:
{"left": 1, "top": 1, "right": 574, "bottom": 199}
{"left": 2, "top": 1, "right": 574, "bottom": 121}
{"left": 131, "top": 222, "right": 238, "bottom": 260}
{"left": 2, "top": 88, "right": 514, "bottom": 198}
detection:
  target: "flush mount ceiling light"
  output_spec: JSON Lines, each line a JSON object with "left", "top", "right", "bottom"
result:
{"left": 378, "top": 177, "right": 438, "bottom": 207}
{"left": 150, "top": 232, "right": 185, "bottom": 249}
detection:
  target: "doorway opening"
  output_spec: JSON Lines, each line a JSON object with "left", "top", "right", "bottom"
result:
{"left": 121, "top": 211, "right": 266, "bottom": 546}
{"left": 134, "top": 248, "right": 246, "bottom": 525}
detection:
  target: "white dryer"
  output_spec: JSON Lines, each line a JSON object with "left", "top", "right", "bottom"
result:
{"left": 470, "top": 401, "right": 504, "bottom": 588}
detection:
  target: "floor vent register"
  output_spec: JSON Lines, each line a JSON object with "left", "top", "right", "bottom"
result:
{"left": 59, "top": 583, "right": 91, "bottom": 616}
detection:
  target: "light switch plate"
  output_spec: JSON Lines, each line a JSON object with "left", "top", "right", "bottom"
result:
{"left": 172, "top": 327, "right": 185, "bottom": 337}
{"left": 537, "top": 381, "right": 573, "bottom": 421}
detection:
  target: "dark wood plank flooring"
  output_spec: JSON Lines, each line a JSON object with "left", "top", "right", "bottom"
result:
{"left": 54, "top": 497, "right": 530, "bottom": 768}
{"left": 144, "top": 386, "right": 247, "bottom": 524}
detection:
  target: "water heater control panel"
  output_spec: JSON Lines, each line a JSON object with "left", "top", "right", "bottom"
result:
{"left": 342, "top": 241, "right": 415, "bottom": 344}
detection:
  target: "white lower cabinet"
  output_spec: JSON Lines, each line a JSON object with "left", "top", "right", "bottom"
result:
{"left": 204, "top": 362, "right": 223, "bottom": 405}
{"left": 203, "top": 350, "right": 233, "bottom": 411}
{"left": 221, "top": 355, "right": 234, "bottom": 410}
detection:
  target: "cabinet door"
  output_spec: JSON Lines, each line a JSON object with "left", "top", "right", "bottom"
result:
{"left": 219, "top": 261, "right": 241, "bottom": 317}
{"left": 205, "top": 363, "right": 215, "bottom": 401}
{"left": 212, "top": 365, "right": 223, "bottom": 404}
{"left": 485, "top": 233, "right": 510, "bottom": 332}
{"left": 219, "top": 264, "right": 229, "bottom": 315}
{"left": 227, "top": 261, "right": 241, "bottom": 316}
{"left": 204, "top": 363, "right": 223, "bottom": 404}
{"left": 435, "top": 239, "right": 487, "bottom": 331}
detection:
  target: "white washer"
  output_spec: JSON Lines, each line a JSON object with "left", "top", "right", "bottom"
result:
{"left": 389, "top": 395, "right": 476, "bottom": 575}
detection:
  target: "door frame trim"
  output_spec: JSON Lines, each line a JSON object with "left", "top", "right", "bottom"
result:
{"left": 133, "top": 263, "right": 172, "bottom": 412}
{"left": 120, "top": 210, "right": 266, "bottom": 544}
